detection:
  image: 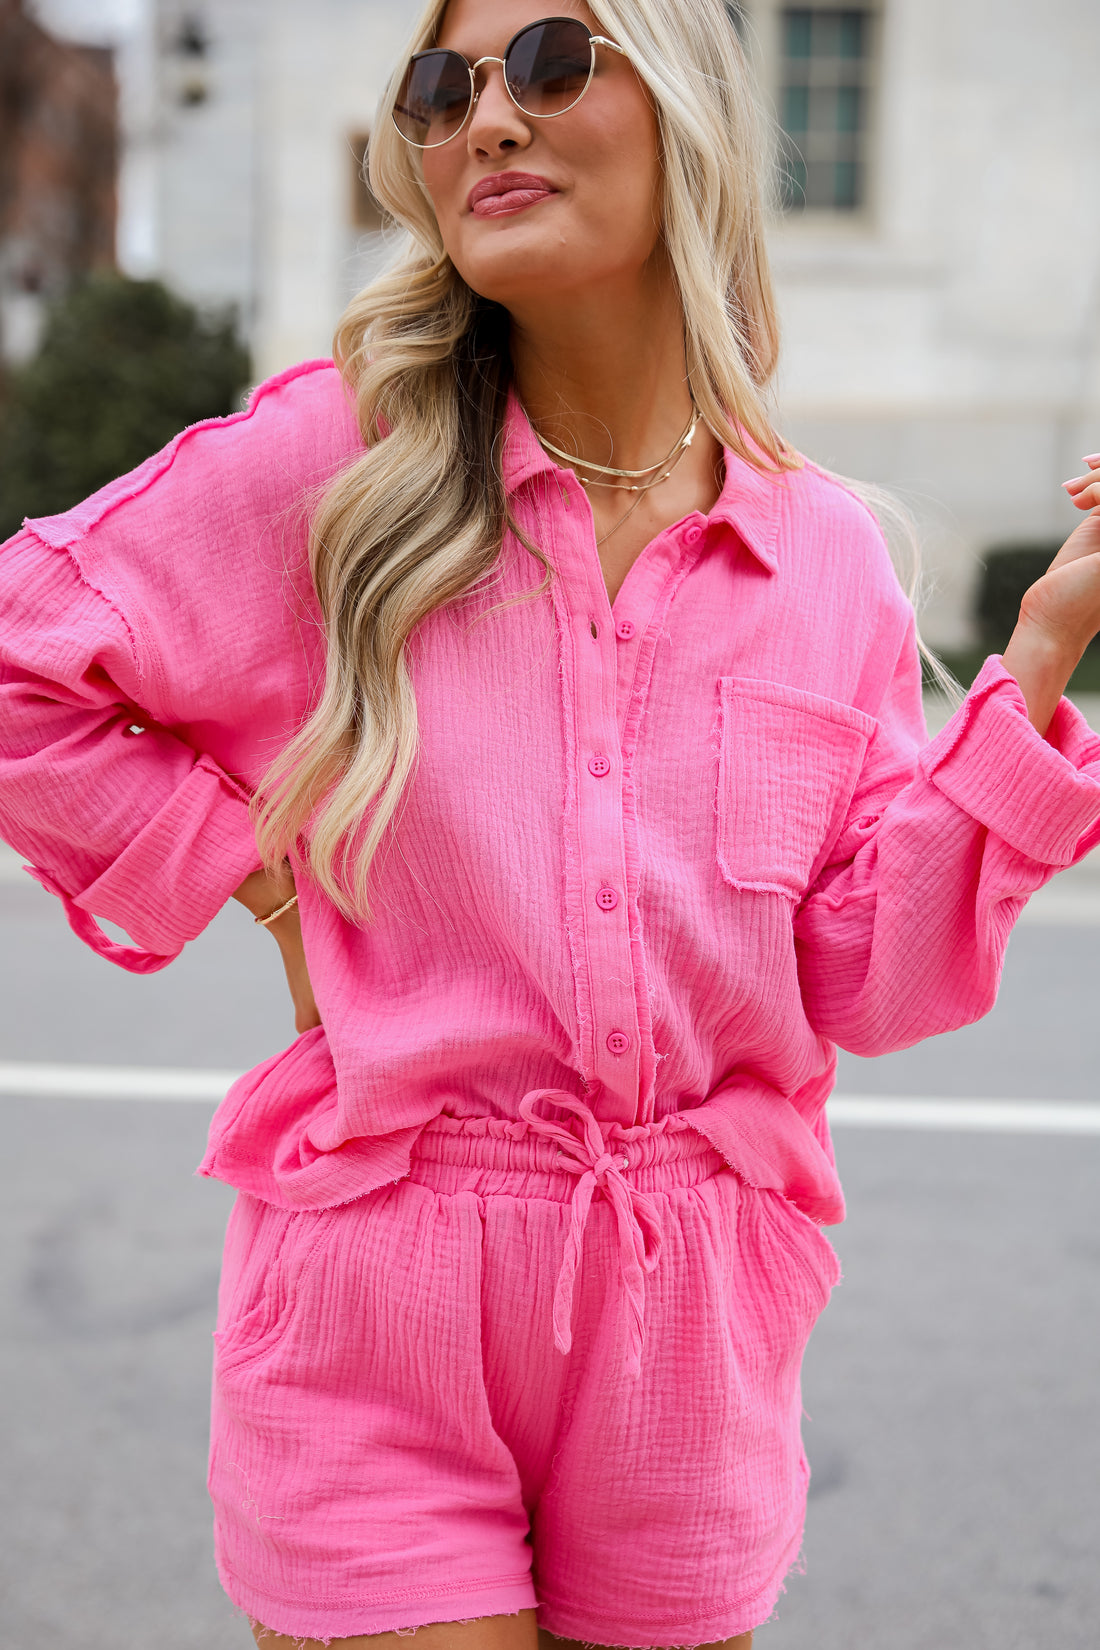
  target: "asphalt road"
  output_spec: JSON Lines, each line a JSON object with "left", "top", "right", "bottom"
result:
{"left": 1, "top": 837, "right": 1098, "bottom": 1650}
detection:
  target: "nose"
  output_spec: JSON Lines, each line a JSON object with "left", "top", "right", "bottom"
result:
{"left": 466, "top": 57, "right": 532, "bottom": 156}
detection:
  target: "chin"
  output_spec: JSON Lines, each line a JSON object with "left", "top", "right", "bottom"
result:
{"left": 459, "top": 246, "right": 580, "bottom": 309}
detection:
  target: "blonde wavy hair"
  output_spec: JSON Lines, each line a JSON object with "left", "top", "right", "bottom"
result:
{"left": 254, "top": 0, "right": 939, "bottom": 918}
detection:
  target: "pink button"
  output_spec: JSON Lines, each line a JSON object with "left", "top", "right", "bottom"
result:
{"left": 588, "top": 754, "right": 611, "bottom": 778}
{"left": 615, "top": 618, "right": 636, "bottom": 641}
{"left": 606, "top": 1031, "right": 630, "bottom": 1055}
{"left": 685, "top": 525, "right": 703, "bottom": 546}
{"left": 595, "top": 886, "right": 619, "bottom": 911}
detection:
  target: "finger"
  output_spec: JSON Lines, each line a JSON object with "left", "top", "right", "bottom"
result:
{"left": 1048, "top": 508, "right": 1100, "bottom": 569}
{"left": 1062, "top": 477, "right": 1100, "bottom": 507}
{"left": 1084, "top": 453, "right": 1100, "bottom": 468}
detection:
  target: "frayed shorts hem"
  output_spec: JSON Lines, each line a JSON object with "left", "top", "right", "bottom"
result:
{"left": 219, "top": 1562, "right": 538, "bottom": 1641}
{"left": 536, "top": 1520, "right": 805, "bottom": 1647}
{"left": 223, "top": 1518, "right": 800, "bottom": 1648}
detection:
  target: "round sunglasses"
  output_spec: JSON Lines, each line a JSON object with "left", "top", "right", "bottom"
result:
{"left": 392, "top": 15, "right": 626, "bottom": 149}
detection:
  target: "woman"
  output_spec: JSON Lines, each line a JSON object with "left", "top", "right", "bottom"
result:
{"left": 1, "top": 0, "right": 1099, "bottom": 1645}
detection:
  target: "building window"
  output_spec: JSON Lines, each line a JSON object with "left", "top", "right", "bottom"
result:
{"left": 777, "top": 6, "right": 875, "bottom": 212}
{"left": 350, "top": 133, "right": 387, "bottom": 233}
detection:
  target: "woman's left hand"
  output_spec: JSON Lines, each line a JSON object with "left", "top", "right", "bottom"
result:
{"left": 1001, "top": 454, "right": 1100, "bottom": 734}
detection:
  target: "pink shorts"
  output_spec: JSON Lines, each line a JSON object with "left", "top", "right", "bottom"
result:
{"left": 209, "top": 1101, "right": 840, "bottom": 1646}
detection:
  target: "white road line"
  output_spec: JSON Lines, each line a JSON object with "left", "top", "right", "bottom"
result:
{"left": 0, "top": 1062, "right": 1099, "bottom": 1134}
{"left": 0, "top": 1062, "right": 239, "bottom": 1101}
{"left": 1017, "top": 891, "right": 1100, "bottom": 926}
{"left": 828, "top": 1095, "right": 1100, "bottom": 1133}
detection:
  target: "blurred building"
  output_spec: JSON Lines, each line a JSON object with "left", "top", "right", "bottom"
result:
{"left": 122, "top": 0, "right": 415, "bottom": 379}
{"left": 748, "top": 0, "right": 1100, "bottom": 644}
{"left": 33, "top": 0, "right": 1100, "bottom": 646}
{"left": 0, "top": 0, "right": 118, "bottom": 363}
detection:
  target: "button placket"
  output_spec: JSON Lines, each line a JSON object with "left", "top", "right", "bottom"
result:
{"left": 567, "top": 603, "right": 640, "bottom": 1125}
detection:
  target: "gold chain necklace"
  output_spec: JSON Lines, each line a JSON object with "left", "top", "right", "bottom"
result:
{"left": 594, "top": 486, "right": 651, "bottom": 548}
{"left": 592, "top": 443, "right": 695, "bottom": 546}
{"left": 533, "top": 405, "right": 702, "bottom": 484}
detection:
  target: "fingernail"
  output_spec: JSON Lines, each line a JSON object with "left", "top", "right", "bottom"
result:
{"left": 1062, "top": 478, "right": 1080, "bottom": 488}
{"left": 1084, "top": 453, "right": 1100, "bottom": 465}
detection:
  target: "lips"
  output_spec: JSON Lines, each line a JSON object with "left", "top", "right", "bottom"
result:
{"left": 468, "top": 172, "right": 558, "bottom": 218}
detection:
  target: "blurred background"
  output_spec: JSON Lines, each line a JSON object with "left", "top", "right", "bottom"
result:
{"left": 1, "top": 1, "right": 1098, "bottom": 1647}
{"left": 4, "top": 0, "right": 1099, "bottom": 661}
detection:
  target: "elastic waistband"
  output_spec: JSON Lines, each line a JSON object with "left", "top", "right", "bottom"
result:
{"left": 409, "top": 1107, "right": 726, "bottom": 1200}
{"left": 413, "top": 1089, "right": 728, "bottom": 1380}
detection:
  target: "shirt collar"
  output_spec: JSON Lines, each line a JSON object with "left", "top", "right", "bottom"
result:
{"left": 500, "top": 388, "right": 783, "bottom": 575}
{"left": 706, "top": 441, "right": 784, "bottom": 575}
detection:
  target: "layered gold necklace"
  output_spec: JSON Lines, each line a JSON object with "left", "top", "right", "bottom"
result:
{"left": 531, "top": 402, "right": 703, "bottom": 547}
{"left": 533, "top": 405, "right": 702, "bottom": 493}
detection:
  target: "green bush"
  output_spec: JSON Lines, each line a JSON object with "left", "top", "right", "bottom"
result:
{"left": 0, "top": 273, "right": 251, "bottom": 540}
{"left": 975, "top": 543, "right": 1063, "bottom": 651}
{"left": 934, "top": 539, "right": 1100, "bottom": 693}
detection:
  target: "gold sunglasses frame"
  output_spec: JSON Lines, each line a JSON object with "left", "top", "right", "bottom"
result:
{"left": 392, "top": 16, "right": 626, "bottom": 149}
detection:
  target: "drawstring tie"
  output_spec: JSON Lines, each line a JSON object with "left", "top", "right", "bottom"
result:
{"left": 517, "top": 1089, "right": 664, "bottom": 1380}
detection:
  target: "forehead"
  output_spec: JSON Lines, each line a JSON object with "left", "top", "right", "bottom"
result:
{"left": 435, "top": 0, "right": 599, "bottom": 55}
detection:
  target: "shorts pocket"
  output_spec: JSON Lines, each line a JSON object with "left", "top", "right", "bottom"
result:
{"left": 724, "top": 1181, "right": 840, "bottom": 1389}
{"left": 214, "top": 1196, "right": 337, "bottom": 1378}
{"left": 716, "top": 677, "right": 876, "bottom": 898}
{"left": 757, "top": 1188, "right": 841, "bottom": 1314}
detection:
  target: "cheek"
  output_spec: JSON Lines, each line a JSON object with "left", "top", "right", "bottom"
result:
{"left": 578, "top": 144, "right": 662, "bottom": 251}
{"left": 420, "top": 156, "right": 465, "bottom": 246}
{"left": 573, "top": 97, "right": 662, "bottom": 229}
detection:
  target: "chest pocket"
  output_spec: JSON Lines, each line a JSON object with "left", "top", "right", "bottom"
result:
{"left": 717, "top": 677, "right": 877, "bottom": 899}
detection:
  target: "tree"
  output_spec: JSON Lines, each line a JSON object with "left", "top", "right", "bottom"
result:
{"left": 0, "top": 273, "right": 251, "bottom": 539}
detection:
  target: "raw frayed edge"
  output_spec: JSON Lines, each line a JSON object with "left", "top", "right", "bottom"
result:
{"left": 248, "top": 1616, "right": 321, "bottom": 1647}
{"left": 249, "top": 1620, "right": 335, "bottom": 1648}
{"left": 421, "top": 1613, "right": 527, "bottom": 1633}
{"left": 248, "top": 1607, "right": 528, "bottom": 1645}
{"left": 755, "top": 1542, "right": 808, "bottom": 1630}
{"left": 559, "top": 1640, "right": 730, "bottom": 1650}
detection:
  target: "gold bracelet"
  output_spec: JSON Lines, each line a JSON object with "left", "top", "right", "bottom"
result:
{"left": 254, "top": 892, "right": 299, "bottom": 928}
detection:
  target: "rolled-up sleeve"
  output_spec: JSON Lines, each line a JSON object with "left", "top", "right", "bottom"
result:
{"left": 918, "top": 655, "right": 1100, "bottom": 864}
{"left": 795, "top": 636, "right": 1100, "bottom": 1056}
{"left": 0, "top": 528, "right": 261, "bottom": 972}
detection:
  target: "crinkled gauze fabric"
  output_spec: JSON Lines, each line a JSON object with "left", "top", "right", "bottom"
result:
{"left": 210, "top": 1111, "right": 839, "bottom": 1645}
{"left": 2, "top": 359, "right": 1100, "bottom": 1638}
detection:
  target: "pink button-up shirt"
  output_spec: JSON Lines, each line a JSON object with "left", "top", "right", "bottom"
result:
{"left": 3, "top": 359, "right": 1100, "bottom": 1227}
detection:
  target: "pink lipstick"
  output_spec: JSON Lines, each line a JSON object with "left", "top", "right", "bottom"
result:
{"left": 468, "top": 172, "right": 558, "bottom": 218}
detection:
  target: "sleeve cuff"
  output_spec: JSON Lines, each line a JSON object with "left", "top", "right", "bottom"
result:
{"left": 919, "top": 655, "right": 1100, "bottom": 866}
{"left": 28, "top": 755, "right": 262, "bottom": 971}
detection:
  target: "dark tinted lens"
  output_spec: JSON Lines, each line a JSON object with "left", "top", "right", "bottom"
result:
{"left": 506, "top": 18, "right": 593, "bottom": 116}
{"left": 393, "top": 49, "right": 471, "bottom": 145}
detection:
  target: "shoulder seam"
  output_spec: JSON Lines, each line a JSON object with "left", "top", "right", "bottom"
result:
{"left": 24, "top": 357, "right": 339, "bottom": 551}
